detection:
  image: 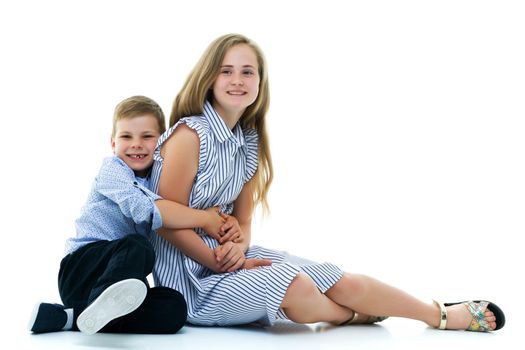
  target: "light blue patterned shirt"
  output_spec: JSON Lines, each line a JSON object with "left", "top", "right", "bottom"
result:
{"left": 64, "top": 156, "right": 163, "bottom": 255}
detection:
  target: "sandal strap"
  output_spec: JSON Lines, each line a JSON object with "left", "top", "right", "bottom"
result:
{"left": 341, "top": 312, "right": 388, "bottom": 325}
{"left": 464, "top": 301, "right": 491, "bottom": 332}
{"left": 433, "top": 300, "right": 448, "bottom": 330}
{"left": 340, "top": 311, "right": 359, "bottom": 325}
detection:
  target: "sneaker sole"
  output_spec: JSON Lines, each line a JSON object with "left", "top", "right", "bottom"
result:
{"left": 77, "top": 279, "right": 147, "bottom": 335}
{"left": 27, "top": 303, "right": 42, "bottom": 332}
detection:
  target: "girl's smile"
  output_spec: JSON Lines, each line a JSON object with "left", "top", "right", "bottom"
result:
{"left": 212, "top": 43, "right": 260, "bottom": 127}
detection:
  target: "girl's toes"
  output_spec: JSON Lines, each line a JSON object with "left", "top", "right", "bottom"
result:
{"left": 484, "top": 314, "right": 496, "bottom": 322}
{"left": 483, "top": 310, "right": 496, "bottom": 330}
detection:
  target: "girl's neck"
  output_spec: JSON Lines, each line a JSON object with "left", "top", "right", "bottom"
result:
{"left": 212, "top": 102, "right": 243, "bottom": 130}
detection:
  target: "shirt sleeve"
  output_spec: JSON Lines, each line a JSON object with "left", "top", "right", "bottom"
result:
{"left": 95, "top": 157, "right": 163, "bottom": 230}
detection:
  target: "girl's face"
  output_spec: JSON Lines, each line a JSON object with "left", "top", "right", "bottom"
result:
{"left": 212, "top": 44, "right": 260, "bottom": 123}
{"left": 111, "top": 114, "right": 160, "bottom": 177}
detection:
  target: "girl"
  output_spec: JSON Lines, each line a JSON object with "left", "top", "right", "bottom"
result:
{"left": 149, "top": 34, "right": 504, "bottom": 331}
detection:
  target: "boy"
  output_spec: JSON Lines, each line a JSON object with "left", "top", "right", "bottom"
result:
{"left": 28, "top": 96, "right": 226, "bottom": 335}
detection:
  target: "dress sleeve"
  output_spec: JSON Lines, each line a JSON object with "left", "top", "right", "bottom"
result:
{"left": 160, "top": 117, "right": 210, "bottom": 178}
{"left": 176, "top": 116, "right": 210, "bottom": 177}
{"left": 243, "top": 128, "right": 259, "bottom": 182}
{"left": 95, "top": 157, "right": 163, "bottom": 230}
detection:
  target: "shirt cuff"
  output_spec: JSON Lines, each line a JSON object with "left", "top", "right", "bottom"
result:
{"left": 151, "top": 202, "right": 163, "bottom": 230}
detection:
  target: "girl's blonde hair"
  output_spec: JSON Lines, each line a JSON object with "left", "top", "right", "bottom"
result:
{"left": 170, "top": 34, "right": 273, "bottom": 212}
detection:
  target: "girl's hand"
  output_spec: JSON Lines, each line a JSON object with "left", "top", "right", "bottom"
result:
{"left": 202, "top": 207, "right": 226, "bottom": 241}
{"left": 214, "top": 241, "right": 245, "bottom": 272}
{"left": 218, "top": 213, "right": 244, "bottom": 244}
{"left": 242, "top": 258, "right": 272, "bottom": 270}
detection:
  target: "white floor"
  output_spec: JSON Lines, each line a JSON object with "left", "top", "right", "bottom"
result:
{"left": 19, "top": 317, "right": 514, "bottom": 350}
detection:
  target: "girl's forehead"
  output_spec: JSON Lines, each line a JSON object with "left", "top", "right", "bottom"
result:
{"left": 223, "top": 44, "right": 258, "bottom": 65}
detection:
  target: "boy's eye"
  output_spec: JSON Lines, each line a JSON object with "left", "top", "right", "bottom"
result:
{"left": 120, "top": 135, "right": 131, "bottom": 139}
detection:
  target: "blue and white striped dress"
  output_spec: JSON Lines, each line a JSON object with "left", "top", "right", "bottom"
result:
{"left": 149, "top": 101, "right": 344, "bottom": 326}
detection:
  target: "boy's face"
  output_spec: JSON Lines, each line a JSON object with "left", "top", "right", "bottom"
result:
{"left": 111, "top": 114, "right": 160, "bottom": 177}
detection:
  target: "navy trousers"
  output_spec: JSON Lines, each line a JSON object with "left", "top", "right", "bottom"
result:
{"left": 58, "top": 234, "right": 187, "bottom": 334}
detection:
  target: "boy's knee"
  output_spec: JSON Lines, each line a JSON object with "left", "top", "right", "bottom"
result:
{"left": 156, "top": 288, "right": 187, "bottom": 333}
{"left": 119, "top": 235, "right": 155, "bottom": 263}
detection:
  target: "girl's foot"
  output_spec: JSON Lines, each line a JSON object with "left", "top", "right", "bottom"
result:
{"left": 445, "top": 303, "right": 497, "bottom": 330}
{"left": 430, "top": 300, "right": 503, "bottom": 331}
{"left": 339, "top": 310, "right": 388, "bottom": 325}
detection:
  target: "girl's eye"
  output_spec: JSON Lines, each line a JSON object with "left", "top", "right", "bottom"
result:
{"left": 243, "top": 70, "right": 254, "bottom": 76}
{"left": 221, "top": 70, "right": 232, "bottom": 75}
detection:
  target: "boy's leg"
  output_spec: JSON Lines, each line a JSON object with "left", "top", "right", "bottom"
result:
{"left": 76, "top": 278, "right": 147, "bottom": 334}
{"left": 102, "top": 287, "right": 187, "bottom": 334}
{"left": 58, "top": 235, "right": 156, "bottom": 332}
{"left": 28, "top": 303, "right": 74, "bottom": 333}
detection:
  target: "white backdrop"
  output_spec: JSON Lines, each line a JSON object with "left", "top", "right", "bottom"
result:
{"left": 1, "top": 0, "right": 523, "bottom": 339}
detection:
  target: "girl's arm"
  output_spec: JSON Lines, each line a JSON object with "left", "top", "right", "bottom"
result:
{"left": 230, "top": 179, "right": 255, "bottom": 252}
{"left": 155, "top": 124, "right": 222, "bottom": 272}
{"left": 215, "top": 180, "right": 272, "bottom": 271}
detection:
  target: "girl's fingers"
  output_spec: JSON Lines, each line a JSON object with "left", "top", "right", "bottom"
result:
{"left": 227, "top": 258, "right": 244, "bottom": 272}
{"left": 216, "top": 243, "right": 232, "bottom": 262}
{"left": 219, "top": 246, "right": 237, "bottom": 266}
{"left": 221, "top": 254, "right": 241, "bottom": 271}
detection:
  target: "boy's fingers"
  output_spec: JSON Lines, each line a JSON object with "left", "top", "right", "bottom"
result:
{"left": 209, "top": 232, "right": 222, "bottom": 241}
{"left": 221, "top": 222, "right": 233, "bottom": 231}
{"left": 220, "top": 231, "right": 235, "bottom": 243}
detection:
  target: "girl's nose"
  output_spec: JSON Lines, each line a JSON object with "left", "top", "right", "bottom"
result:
{"left": 230, "top": 72, "right": 244, "bottom": 86}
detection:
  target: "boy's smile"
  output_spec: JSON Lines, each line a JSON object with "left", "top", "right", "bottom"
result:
{"left": 111, "top": 114, "right": 160, "bottom": 177}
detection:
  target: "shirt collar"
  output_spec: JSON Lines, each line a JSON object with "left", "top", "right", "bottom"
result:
{"left": 203, "top": 100, "right": 245, "bottom": 147}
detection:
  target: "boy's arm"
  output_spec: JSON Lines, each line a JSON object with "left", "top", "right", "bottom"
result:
{"left": 95, "top": 157, "right": 223, "bottom": 237}
{"left": 95, "top": 157, "right": 163, "bottom": 230}
{"left": 155, "top": 200, "right": 224, "bottom": 240}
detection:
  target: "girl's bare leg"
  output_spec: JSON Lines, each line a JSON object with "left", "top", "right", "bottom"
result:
{"left": 280, "top": 273, "right": 353, "bottom": 324}
{"left": 324, "top": 273, "right": 497, "bottom": 330}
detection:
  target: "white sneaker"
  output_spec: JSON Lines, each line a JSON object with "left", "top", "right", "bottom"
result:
{"left": 77, "top": 278, "right": 147, "bottom": 335}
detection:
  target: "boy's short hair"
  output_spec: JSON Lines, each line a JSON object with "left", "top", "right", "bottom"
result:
{"left": 112, "top": 96, "right": 166, "bottom": 136}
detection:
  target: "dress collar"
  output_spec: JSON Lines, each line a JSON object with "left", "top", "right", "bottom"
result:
{"left": 203, "top": 100, "right": 245, "bottom": 147}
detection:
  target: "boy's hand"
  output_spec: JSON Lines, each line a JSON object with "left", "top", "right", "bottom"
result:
{"left": 218, "top": 213, "right": 244, "bottom": 244}
{"left": 202, "top": 207, "right": 226, "bottom": 241}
